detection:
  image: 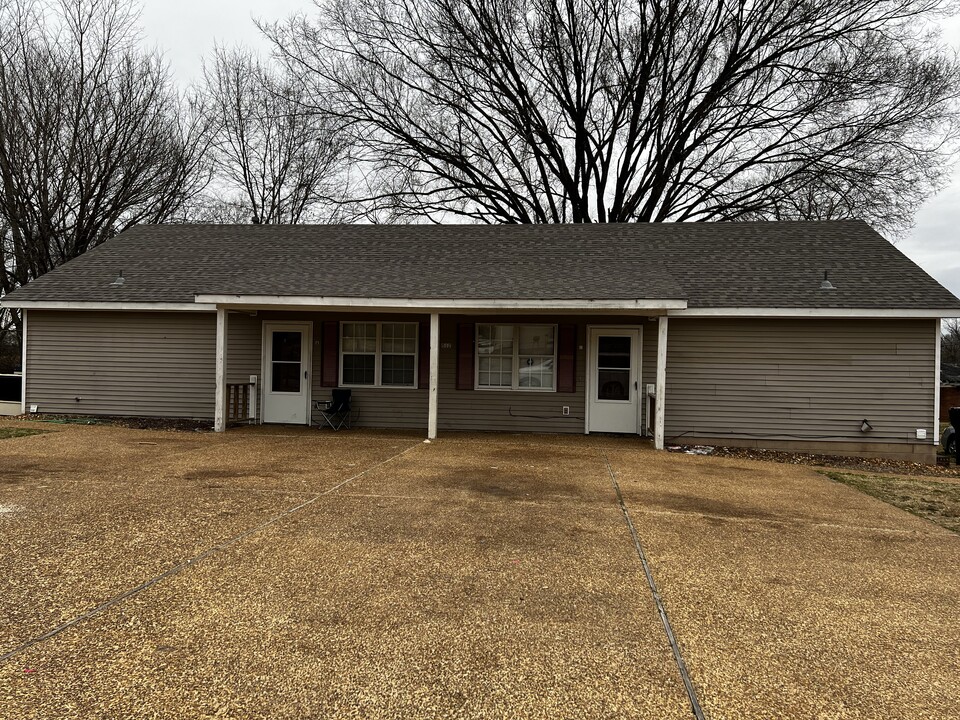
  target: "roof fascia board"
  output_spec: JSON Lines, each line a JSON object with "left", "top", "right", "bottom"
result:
{"left": 671, "top": 307, "right": 960, "bottom": 319}
{"left": 1, "top": 300, "right": 216, "bottom": 311}
{"left": 194, "top": 294, "right": 688, "bottom": 311}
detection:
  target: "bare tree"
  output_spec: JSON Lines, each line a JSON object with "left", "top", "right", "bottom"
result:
{"left": 0, "top": 0, "right": 209, "bottom": 347}
{"left": 202, "top": 47, "right": 348, "bottom": 224}
{"left": 266, "top": 0, "right": 960, "bottom": 227}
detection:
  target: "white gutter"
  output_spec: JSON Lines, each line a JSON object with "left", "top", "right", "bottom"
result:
{"left": 1, "top": 300, "right": 216, "bottom": 311}
{"left": 670, "top": 307, "right": 960, "bottom": 319}
{"left": 194, "top": 294, "right": 689, "bottom": 312}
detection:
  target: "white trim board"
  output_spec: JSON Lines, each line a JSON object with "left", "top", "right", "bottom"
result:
{"left": 7, "top": 297, "right": 956, "bottom": 319}
{"left": 195, "top": 294, "right": 688, "bottom": 312}
{"left": 2, "top": 300, "right": 216, "bottom": 312}
{"left": 670, "top": 308, "right": 959, "bottom": 319}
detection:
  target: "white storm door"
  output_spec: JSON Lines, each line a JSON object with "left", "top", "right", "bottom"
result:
{"left": 263, "top": 322, "right": 312, "bottom": 424}
{"left": 588, "top": 328, "right": 641, "bottom": 434}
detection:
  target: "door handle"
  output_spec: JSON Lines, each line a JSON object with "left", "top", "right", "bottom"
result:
{"left": 304, "top": 370, "right": 308, "bottom": 379}
{"left": 634, "top": 380, "right": 638, "bottom": 390}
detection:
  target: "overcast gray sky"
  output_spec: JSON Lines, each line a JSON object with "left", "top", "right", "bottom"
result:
{"left": 140, "top": 0, "right": 960, "bottom": 300}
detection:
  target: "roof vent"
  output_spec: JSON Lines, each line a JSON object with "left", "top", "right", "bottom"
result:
{"left": 820, "top": 270, "right": 835, "bottom": 290}
{"left": 109, "top": 271, "right": 124, "bottom": 288}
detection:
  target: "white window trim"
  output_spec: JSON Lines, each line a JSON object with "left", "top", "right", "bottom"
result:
{"left": 339, "top": 321, "right": 419, "bottom": 389}
{"left": 475, "top": 323, "right": 558, "bottom": 393}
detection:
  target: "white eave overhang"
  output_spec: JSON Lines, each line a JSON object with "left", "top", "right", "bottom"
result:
{"left": 3, "top": 296, "right": 956, "bottom": 319}
{"left": 669, "top": 307, "right": 959, "bottom": 318}
{"left": 1, "top": 299, "right": 217, "bottom": 311}
{"left": 192, "top": 294, "right": 689, "bottom": 313}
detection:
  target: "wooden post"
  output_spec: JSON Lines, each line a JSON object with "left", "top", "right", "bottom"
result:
{"left": 428, "top": 312, "right": 440, "bottom": 439}
{"left": 655, "top": 315, "right": 668, "bottom": 450}
{"left": 215, "top": 307, "right": 228, "bottom": 432}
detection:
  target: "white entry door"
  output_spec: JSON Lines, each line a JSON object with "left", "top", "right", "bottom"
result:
{"left": 263, "top": 322, "right": 312, "bottom": 424}
{"left": 587, "top": 327, "right": 641, "bottom": 434}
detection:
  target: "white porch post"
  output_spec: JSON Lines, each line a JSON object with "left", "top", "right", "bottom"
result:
{"left": 214, "top": 307, "right": 228, "bottom": 432}
{"left": 655, "top": 315, "right": 668, "bottom": 450}
{"left": 935, "top": 318, "right": 942, "bottom": 447}
{"left": 427, "top": 312, "right": 440, "bottom": 439}
{"left": 20, "top": 309, "right": 27, "bottom": 415}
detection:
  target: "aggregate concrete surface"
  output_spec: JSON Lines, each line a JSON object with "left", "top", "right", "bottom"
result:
{"left": 0, "top": 423, "right": 687, "bottom": 719}
{"left": 1, "top": 421, "right": 957, "bottom": 719}
{"left": 606, "top": 447, "right": 960, "bottom": 719}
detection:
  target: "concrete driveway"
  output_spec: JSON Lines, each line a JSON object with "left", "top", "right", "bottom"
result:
{"left": 0, "top": 422, "right": 958, "bottom": 719}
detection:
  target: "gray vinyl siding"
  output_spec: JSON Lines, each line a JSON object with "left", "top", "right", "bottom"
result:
{"left": 243, "top": 311, "right": 429, "bottom": 430}
{"left": 437, "top": 315, "right": 589, "bottom": 434}
{"left": 25, "top": 310, "right": 216, "bottom": 418}
{"left": 663, "top": 318, "right": 936, "bottom": 445}
{"left": 640, "top": 318, "right": 658, "bottom": 433}
{"left": 225, "top": 312, "right": 263, "bottom": 422}
{"left": 227, "top": 313, "right": 262, "bottom": 385}
{"left": 24, "top": 310, "right": 938, "bottom": 451}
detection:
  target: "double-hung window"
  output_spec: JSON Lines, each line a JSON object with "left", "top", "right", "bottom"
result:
{"left": 341, "top": 322, "right": 418, "bottom": 388}
{"left": 476, "top": 324, "right": 556, "bottom": 391}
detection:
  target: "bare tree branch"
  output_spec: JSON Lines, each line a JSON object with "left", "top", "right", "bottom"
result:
{"left": 200, "top": 46, "right": 350, "bottom": 224}
{"left": 0, "top": 0, "right": 210, "bottom": 346}
{"left": 264, "top": 0, "right": 960, "bottom": 229}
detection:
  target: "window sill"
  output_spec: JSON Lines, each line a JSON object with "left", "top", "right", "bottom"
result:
{"left": 338, "top": 384, "right": 421, "bottom": 390}
{"left": 474, "top": 386, "right": 556, "bottom": 393}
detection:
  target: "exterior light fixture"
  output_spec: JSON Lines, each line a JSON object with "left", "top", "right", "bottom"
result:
{"left": 861, "top": 419, "right": 873, "bottom": 432}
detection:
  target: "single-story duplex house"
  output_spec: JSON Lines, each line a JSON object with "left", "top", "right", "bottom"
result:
{"left": 3, "top": 220, "right": 959, "bottom": 462}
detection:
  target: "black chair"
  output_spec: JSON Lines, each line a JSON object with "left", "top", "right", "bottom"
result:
{"left": 316, "top": 389, "right": 352, "bottom": 430}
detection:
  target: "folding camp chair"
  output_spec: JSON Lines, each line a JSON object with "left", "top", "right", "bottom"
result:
{"left": 315, "top": 388, "right": 352, "bottom": 430}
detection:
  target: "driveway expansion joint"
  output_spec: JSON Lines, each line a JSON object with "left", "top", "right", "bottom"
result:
{"left": 602, "top": 453, "right": 707, "bottom": 720}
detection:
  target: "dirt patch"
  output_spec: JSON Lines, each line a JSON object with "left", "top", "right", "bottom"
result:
{"left": 0, "top": 427, "right": 46, "bottom": 441}
{"left": 653, "top": 492, "right": 778, "bottom": 521}
{"left": 9, "top": 414, "right": 213, "bottom": 432}
{"left": 712, "top": 446, "right": 960, "bottom": 478}
{"left": 823, "top": 471, "right": 960, "bottom": 534}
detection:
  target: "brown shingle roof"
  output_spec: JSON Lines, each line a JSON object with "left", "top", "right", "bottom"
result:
{"left": 5, "top": 220, "right": 959, "bottom": 309}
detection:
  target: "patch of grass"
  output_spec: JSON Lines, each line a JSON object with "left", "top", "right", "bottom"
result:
{"left": 823, "top": 471, "right": 960, "bottom": 534}
{"left": 0, "top": 427, "right": 46, "bottom": 440}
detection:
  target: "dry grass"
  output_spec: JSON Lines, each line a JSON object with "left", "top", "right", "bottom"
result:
{"left": 824, "top": 470, "right": 960, "bottom": 534}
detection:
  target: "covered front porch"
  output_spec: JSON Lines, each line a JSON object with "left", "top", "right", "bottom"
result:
{"left": 207, "top": 298, "right": 676, "bottom": 449}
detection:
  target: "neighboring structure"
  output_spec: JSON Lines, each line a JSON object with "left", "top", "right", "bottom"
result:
{"left": 3, "top": 221, "right": 959, "bottom": 462}
{"left": 0, "top": 373, "right": 21, "bottom": 416}
{"left": 941, "top": 362, "right": 960, "bottom": 422}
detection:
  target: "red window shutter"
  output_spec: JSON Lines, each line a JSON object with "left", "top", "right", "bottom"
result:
{"left": 418, "top": 320, "right": 430, "bottom": 389}
{"left": 321, "top": 321, "right": 339, "bottom": 387}
{"left": 456, "top": 323, "right": 475, "bottom": 390}
{"left": 557, "top": 324, "right": 576, "bottom": 393}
